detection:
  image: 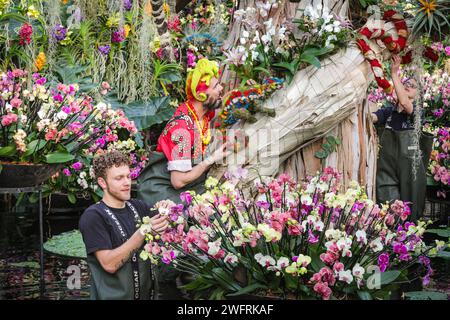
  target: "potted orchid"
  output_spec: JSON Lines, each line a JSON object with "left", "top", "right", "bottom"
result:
{"left": 0, "top": 69, "right": 101, "bottom": 187}
{"left": 421, "top": 69, "right": 449, "bottom": 200}
{"left": 422, "top": 69, "right": 449, "bottom": 129}
{"left": 45, "top": 104, "right": 148, "bottom": 204}
{"left": 139, "top": 167, "right": 443, "bottom": 300}
{"left": 0, "top": 69, "right": 132, "bottom": 188}
{"left": 224, "top": 2, "right": 352, "bottom": 85}
{"left": 423, "top": 126, "right": 450, "bottom": 200}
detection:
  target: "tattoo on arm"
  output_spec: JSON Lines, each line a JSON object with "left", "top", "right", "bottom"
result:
{"left": 114, "top": 248, "right": 138, "bottom": 270}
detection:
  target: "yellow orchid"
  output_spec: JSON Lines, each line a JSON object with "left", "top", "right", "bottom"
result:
{"left": 285, "top": 262, "right": 298, "bottom": 274}
{"left": 27, "top": 5, "right": 40, "bottom": 18}
{"left": 205, "top": 177, "right": 219, "bottom": 189}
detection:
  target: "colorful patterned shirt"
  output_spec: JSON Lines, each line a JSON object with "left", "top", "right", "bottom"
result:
{"left": 156, "top": 102, "right": 214, "bottom": 172}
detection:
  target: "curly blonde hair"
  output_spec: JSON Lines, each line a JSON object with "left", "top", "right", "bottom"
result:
{"left": 93, "top": 150, "right": 130, "bottom": 180}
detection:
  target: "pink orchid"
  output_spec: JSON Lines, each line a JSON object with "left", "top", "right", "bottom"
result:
{"left": 10, "top": 97, "right": 22, "bottom": 108}
{"left": 313, "top": 282, "right": 332, "bottom": 300}
{"left": 1, "top": 113, "right": 18, "bottom": 126}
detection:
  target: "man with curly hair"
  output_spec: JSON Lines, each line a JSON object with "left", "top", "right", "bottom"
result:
{"left": 79, "top": 150, "right": 168, "bottom": 300}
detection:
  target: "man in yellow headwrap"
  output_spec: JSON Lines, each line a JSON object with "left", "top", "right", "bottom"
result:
{"left": 137, "top": 58, "right": 231, "bottom": 205}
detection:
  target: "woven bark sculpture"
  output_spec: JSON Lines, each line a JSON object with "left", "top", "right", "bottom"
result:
{"left": 210, "top": 0, "right": 401, "bottom": 199}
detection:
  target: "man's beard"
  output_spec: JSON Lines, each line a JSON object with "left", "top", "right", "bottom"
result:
{"left": 204, "top": 97, "right": 222, "bottom": 111}
{"left": 105, "top": 185, "right": 131, "bottom": 202}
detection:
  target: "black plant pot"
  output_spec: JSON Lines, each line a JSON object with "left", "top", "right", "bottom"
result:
{"left": 0, "top": 162, "right": 61, "bottom": 188}
{"left": 45, "top": 192, "right": 94, "bottom": 214}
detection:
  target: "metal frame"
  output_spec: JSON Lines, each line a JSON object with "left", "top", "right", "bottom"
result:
{"left": 0, "top": 186, "right": 45, "bottom": 299}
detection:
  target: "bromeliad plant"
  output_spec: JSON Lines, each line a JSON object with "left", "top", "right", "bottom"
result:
{"left": 140, "top": 167, "right": 440, "bottom": 300}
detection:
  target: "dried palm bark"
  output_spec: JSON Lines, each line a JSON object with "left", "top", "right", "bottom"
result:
{"left": 210, "top": 0, "right": 397, "bottom": 200}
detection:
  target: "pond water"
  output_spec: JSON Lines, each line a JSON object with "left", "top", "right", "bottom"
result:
{"left": 0, "top": 198, "right": 448, "bottom": 300}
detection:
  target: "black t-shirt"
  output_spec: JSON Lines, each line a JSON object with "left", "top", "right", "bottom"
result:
{"left": 79, "top": 199, "right": 153, "bottom": 255}
{"left": 373, "top": 101, "right": 423, "bottom": 131}
{"left": 79, "top": 199, "right": 156, "bottom": 300}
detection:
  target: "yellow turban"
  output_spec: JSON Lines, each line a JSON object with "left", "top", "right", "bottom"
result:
{"left": 185, "top": 58, "right": 219, "bottom": 102}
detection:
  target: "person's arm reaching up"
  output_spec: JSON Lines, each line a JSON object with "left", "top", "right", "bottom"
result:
{"left": 391, "top": 54, "right": 413, "bottom": 114}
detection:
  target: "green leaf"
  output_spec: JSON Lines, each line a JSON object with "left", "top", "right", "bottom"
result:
{"left": 211, "top": 268, "right": 241, "bottom": 292}
{"left": 29, "top": 193, "right": 39, "bottom": 204}
{"left": 404, "top": 291, "right": 448, "bottom": 300}
{"left": 380, "top": 270, "right": 401, "bottom": 286}
{"left": 0, "top": 145, "right": 17, "bottom": 157}
{"left": 67, "top": 193, "right": 77, "bottom": 204}
{"left": 24, "top": 139, "right": 47, "bottom": 157}
{"left": 254, "top": 66, "right": 272, "bottom": 76}
{"left": 309, "top": 245, "right": 325, "bottom": 272}
{"left": 426, "top": 175, "right": 438, "bottom": 186}
{"left": 300, "top": 54, "right": 321, "bottom": 68}
{"left": 0, "top": 12, "right": 28, "bottom": 25}
{"left": 426, "top": 228, "right": 450, "bottom": 238}
{"left": 314, "top": 149, "right": 328, "bottom": 159}
{"left": 226, "top": 283, "right": 267, "bottom": 297}
{"left": 322, "top": 143, "right": 333, "bottom": 153}
{"left": 357, "top": 290, "right": 373, "bottom": 300}
{"left": 0, "top": 164, "right": 2, "bottom": 174}
{"left": 272, "top": 62, "right": 296, "bottom": 75}
{"left": 107, "top": 95, "right": 172, "bottom": 131}
{"left": 45, "top": 152, "right": 75, "bottom": 164}
{"left": 302, "top": 47, "right": 332, "bottom": 57}
{"left": 159, "top": 72, "right": 182, "bottom": 84}
{"left": 436, "top": 251, "right": 450, "bottom": 260}
{"left": 325, "top": 136, "right": 335, "bottom": 146}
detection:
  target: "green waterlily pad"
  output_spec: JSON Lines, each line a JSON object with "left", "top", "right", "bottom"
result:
{"left": 404, "top": 291, "right": 448, "bottom": 300}
{"left": 43, "top": 230, "right": 86, "bottom": 259}
{"left": 9, "top": 261, "right": 40, "bottom": 269}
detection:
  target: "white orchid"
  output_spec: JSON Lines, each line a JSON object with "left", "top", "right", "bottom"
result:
{"left": 276, "top": 257, "right": 290, "bottom": 269}
{"left": 225, "top": 253, "right": 238, "bottom": 264}
{"left": 261, "top": 34, "right": 272, "bottom": 44}
{"left": 369, "top": 237, "right": 384, "bottom": 252}
{"left": 338, "top": 270, "right": 354, "bottom": 284}
{"left": 325, "top": 34, "right": 337, "bottom": 48}
{"left": 207, "top": 240, "right": 222, "bottom": 256}
{"left": 356, "top": 230, "right": 367, "bottom": 245}
{"left": 352, "top": 263, "right": 365, "bottom": 279}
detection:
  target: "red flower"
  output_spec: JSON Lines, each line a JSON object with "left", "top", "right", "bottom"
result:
{"left": 168, "top": 16, "right": 182, "bottom": 33}
{"left": 401, "top": 51, "right": 412, "bottom": 64}
{"left": 18, "top": 23, "right": 33, "bottom": 46}
{"left": 424, "top": 46, "right": 439, "bottom": 62}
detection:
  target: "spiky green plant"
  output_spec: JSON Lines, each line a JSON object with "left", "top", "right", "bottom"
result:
{"left": 411, "top": 0, "right": 450, "bottom": 40}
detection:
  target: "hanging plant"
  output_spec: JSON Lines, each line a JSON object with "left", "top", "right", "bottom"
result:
{"left": 314, "top": 135, "right": 342, "bottom": 159}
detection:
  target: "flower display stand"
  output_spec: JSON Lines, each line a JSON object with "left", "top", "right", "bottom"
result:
{"left": 0, "top": 186, "right": 46, "bottom": 299}
{"left": 0, "top": 163, "right": 61, "bottom": 188}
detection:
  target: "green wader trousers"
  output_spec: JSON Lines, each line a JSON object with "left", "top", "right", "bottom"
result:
{"left": 136, "top": 148, "right": 207, "bottom": 284}
{"left": 376, "top": 128, "right": 434, "bottom": 221}
{"left": 136, "top": 149, "right": 207, "bottom": 205}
